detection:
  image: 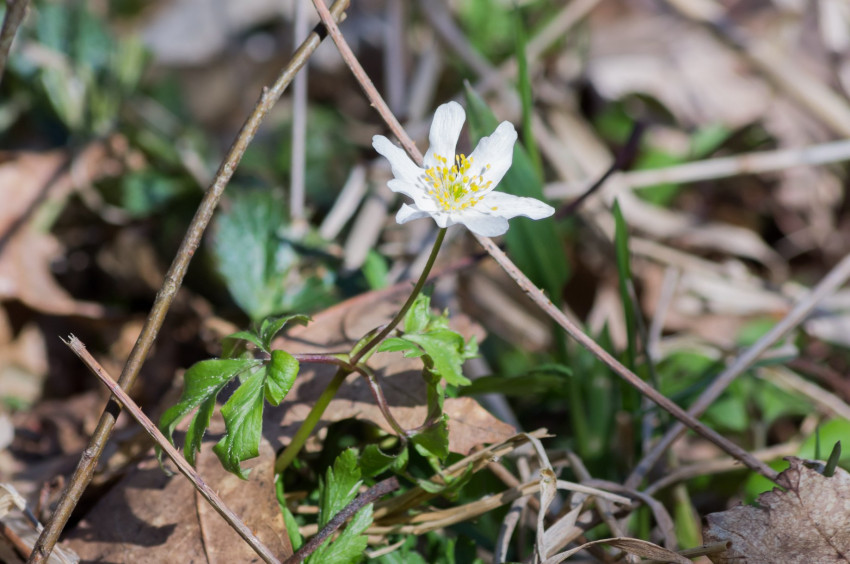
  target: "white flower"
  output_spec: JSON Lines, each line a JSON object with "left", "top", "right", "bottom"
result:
{"left": 373, "top": 101, "right": 555, "bottom": 237}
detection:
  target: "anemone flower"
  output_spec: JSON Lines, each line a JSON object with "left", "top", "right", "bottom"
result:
{"left": 373, "top": 101, "right": 554, "bottom": 237}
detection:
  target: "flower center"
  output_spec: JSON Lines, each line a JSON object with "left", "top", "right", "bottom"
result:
{"left": 423, "top": 154, "right": 492, "bottom": 212}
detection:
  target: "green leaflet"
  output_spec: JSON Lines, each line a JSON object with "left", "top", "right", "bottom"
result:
{"left": 212, "top": 189, "right": 335, "bottom": 321}
{"left": 213, "top": 369, "right": 266, "bottom": 479}
{"left": 377, "top": 294, "right": 477, "bottom": 387}
{"left": 158, "top": 358, "right": 261, "bottom": 466}
{"left": 158, "top": 316, "right": 303, "bottom": 477}
{"left": 308, "top": 449, "right": 373, "bottom": 564}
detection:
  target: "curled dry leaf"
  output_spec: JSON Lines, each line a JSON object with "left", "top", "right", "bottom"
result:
{"left": 65, "top": 418, "right": 291, "bottom": 562}
{"left": 0, "top": 146, "right": 117, "bottom": 318}
{"left": 269, "top": 284, "right": 515, "bottom": 455}
{"left": 703, "top": 456, "right": 850, "bottom": 563}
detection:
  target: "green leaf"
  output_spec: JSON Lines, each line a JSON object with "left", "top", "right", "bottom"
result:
{"left": 259, "top": 314, "right": 311, "bottom": 350}
{"left": 264, "top": 350, "right": 299, "bottom": 405}
{"left": 307, "top": 449, "right": 373, "bottom": 563}
{"left": 459, "top": 368, "right": 569, "bottom": 397}
{"left": 514, "top": 9, "right": 542, "bottom": 179}
{"left": 276, "top": 475, "right": 304, "bottom": 551}
{"left": 318, "top": 449, "right": 362, "bottom": 527}
{"left": 309, "top": 505, "right": 372, "bottom": 564}
{"left": 213, "top": 369, "right": 267, "bottom": 479}
{"left": 403, "top": 330, "right": 473, "bottom": 386}
{"left": 363, "top": 250, "right": 389, "bottom": 290}
{"left": 184, "top": 393, "right": 219, "bottom": 465}
{"left": 223, "top": 331, "right": 266, "bottom": 354}
{"left": 212, "top": 189, "right": 335, "bottom": 321}
{"left": 360, "top": 444, "right": 409, "bottom": 478}
{"left": 825, "top": 441, "right": 841, "bottom": 477}
{"left": 415, "top": 464, "right": 474, "bottom": 496}
{"left": 404, "top": 293, "right": 432, "bottom": 334}
{"left": 613, "top": 200, "right": 638, "bottom": 372}
{"left": 373, "top": 535, "right": 428, "bottom": 564}
{"left": 158, "top": 358, "right": 261, "bottom": 463}
{"left": 411, "top": 414, "right": 450, "bottom": 461}
{"left": 377, "top": 338, "right": 424, "bottom": 356}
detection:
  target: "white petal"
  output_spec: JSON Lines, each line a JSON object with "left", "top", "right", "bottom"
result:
{"left": 396, "top": 203, "right": 432, "bottom": 224}
{"left": 373, "top": 135, "right": 423, "bottom": 185}
{"left": 454, "top": 210, "right": 510, "bottom": 236}
{"left": 477, "top": 192, "right": 555, "bottom": 220}
{"left": 388, "top": 180, "right": 439, "bottom": 214}
{"left": 424, "top": 102, "right": 465, "bottom": 168}
{"left": 468, "top": 121, "right": 517, "bottom": 190}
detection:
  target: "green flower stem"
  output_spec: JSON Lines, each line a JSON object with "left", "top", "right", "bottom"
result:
{"left": 274, "top": 227, "right": 447, "bottom": 473}
{"left": 274, "top": 367, "right": 348, "bottom": 474}
{"left": 350, "top": 227, "right": 447, "bottom": 365}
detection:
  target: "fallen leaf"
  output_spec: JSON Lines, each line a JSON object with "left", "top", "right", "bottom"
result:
{"left": 703, "top": 456, "right": 850, "bottom": 563}
{"left": 268, "top": 284, "right": 515, "bottom": 455}
{"left": 65, "top": 419, "right": 292, "bottom": 562}
{"left": 0, "top": 145, "right": 117, "bottom": 317}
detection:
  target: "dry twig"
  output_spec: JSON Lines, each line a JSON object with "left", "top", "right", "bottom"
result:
{"left": 0, "top": 0, "right": 29, "bottom": 87}
{"left": 63, "top": 335, "right": 282, "bottom": 564}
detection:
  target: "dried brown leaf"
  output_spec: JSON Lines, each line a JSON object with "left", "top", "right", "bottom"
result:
{"left": 0, "top": 147, "right": 115, "bottom": 317}
{"left": 704, "top": 456, "right": 850, "bottom": 563}
{"left": 542, "top": 536, "right": 691, "bottom": 564}
{"left": 65, "top": 422, "right": 291, "bottom": 562}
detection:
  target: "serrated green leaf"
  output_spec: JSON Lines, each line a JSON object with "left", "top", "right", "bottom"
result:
{"left": 377, "top": 337, "right": 424, "bottom": 356}
{"left": 360, "top": 444, "right": 409, "bottom": 478}
{"left": 157, "top": 358, "right": 262, "bottom": 464}
{"left": 184, "top": 393, "right": 219, "bottom": 465}
{"left": 404, "top": 293, "right": 431, "bottom": 334}
{"left": 259, "top": 314, "right": 311, "bottom": 350}
{"left": 213, "top": 369, "right": 266, "bottom": 479}
{"left": 265, "top": 350, "right": 299, "bottom": 405}
{"left": 319, "top": 449, "right": 362, "bottom": 527}
{"left": 224, "top": 330, "right": 266, "bottom": 353}
{"left": 403, "top": 330, "right": 472, "bottom": 386}
{"left": 212, "top": 189, "right": 335, "bottom": 321}
{"left": 308, "top": 505, "right": 372, "bottom": 564}
{"left": 411, "top": 414, "right": 449, "bottom": 461}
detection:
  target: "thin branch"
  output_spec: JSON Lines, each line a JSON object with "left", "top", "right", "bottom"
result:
{"left": 625, "top": 251, "right": 850, "bottom": 489}
{"left": 554, "top": 121, "right": 645, "bottom": 219}
{"left": 311, "top": 0, "right": 422, "bottom": 163}
{"left": 0, "top": 0, "right": 29, "bottom": 87}
{"left": 290, "top": 0, "right": 310, "bottom": 222}
{"left": 284, "top": 476, "right": 400, "bottom": 564}
{"left": 545, "top": 138, "right": 850, "bottom": 198}
{"left": 312, "top": 0, "right": 779, "bottom": 484}
{"left": 62, "top": 335, "right": 281, "bottom": 564}
{"left": 26, "top": 2, "right": 350, "bottom": 561}
{"left": 474, "top": 234, "right": 778, "bottom": 483}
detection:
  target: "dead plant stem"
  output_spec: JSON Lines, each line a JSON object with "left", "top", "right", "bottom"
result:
{"left": 626, "top": 251, "right": 850, "bottom": 489}
{"left": 26, "top": 2, "right": 350, "bottom": 561}
{"left": 0, "top": 0, "right": 29, "bottom": 88}
{"left": 64, "top": 336, "right": 281, "bottom": 564}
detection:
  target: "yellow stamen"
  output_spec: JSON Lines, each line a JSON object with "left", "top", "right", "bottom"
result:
{"left": 422, "top": 153, "right": 493, "bottom": 212}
